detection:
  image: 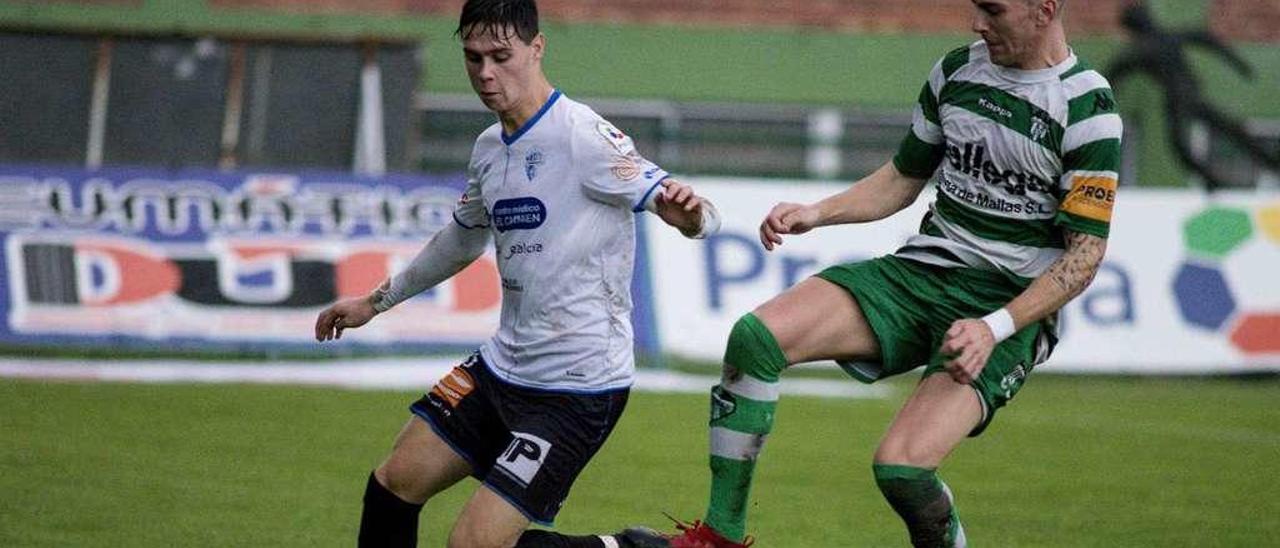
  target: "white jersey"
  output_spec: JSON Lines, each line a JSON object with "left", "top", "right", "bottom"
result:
{"left": 453, "top": 90, "right": 669, "bottom": 393}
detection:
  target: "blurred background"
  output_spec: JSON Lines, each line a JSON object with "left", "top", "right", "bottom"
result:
{"left": 1, "top": 1, "right": 1278, "bottom": 546}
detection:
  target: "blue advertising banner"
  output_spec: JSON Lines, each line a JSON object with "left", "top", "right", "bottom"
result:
{"left": 0, "top": 165, "right": 659, "bottom": 357}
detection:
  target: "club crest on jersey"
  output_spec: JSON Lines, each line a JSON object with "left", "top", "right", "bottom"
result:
{"left": 524, "top": 148, "right": 545, "bottom": 181}
{"left": 1000, "top": 363, "right": 1028, "bottom": 398}
{"left": 1030, "top": 115, "right": 1049, "bottom": 143}
{"left": 596, "top": 121, "right": 632, "bottom": 153}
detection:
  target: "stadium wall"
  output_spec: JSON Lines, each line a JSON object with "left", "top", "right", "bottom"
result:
{"left": 644, "top": 178, "right": 1280, "bottom": 374}
{"left": 1, "top": 165, "right": 1275, "bottom": 373}
{"left": 0, "top": 165, "right": 657, "bottom": 360}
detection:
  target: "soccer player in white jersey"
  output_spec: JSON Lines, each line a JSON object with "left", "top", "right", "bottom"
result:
{"left": 624, "top": 1, "right": 1121, "bottom": 546}
{"left": 313, "top": 1, "right": 720, "bottom": 546}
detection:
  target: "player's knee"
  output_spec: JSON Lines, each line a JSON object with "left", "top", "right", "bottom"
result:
{"left": 873, "top": 439, "right": 941, "bottom": 469}
{"left": 874, "top": 422, "right": 953, "bottom": 468}
{"left": 446, "top": 519, "right": 516, "bottom": 548}
{"left": 723, "top": 313, "right": 788, "bottom": 383}
{"left": 374, "top": 461, "right": 430, "bottom": 504}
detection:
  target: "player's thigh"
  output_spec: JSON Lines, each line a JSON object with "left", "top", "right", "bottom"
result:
{"left": 375, "top": 417, "right": 473, "bottom": 504}
{"left": 753, "top": 276, "right": 881, "bottom": 365}
{"left": 873, "top": 374, "right": 984, "bottom": 468}
{"left": 447, "top": 485, "right": 529, "bottom": 548}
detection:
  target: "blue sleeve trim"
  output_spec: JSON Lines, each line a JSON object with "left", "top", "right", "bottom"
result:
{"left": 453, "top": 211, "right": 489, "bottom": 230}
{"left": 631, "top": 176, "right": 668, "bottom": 213}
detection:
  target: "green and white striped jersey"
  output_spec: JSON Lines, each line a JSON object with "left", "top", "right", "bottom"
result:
{"left": 892, "top": 41, "right": 1122, "bottom": 286}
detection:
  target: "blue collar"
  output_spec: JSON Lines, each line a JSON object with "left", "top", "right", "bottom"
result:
{"left": 501, "top": 89, "right": 562, "bottom": 146}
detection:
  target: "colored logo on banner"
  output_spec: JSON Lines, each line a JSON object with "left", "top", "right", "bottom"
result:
{"left": 6, "top": 235, "right": 501, "bottom": 341}
{"left": 0, "top": 166, "right": 530, "bottom": 350}
{"left": 1171, "top": 202, "right": 1280, "bottom": 355}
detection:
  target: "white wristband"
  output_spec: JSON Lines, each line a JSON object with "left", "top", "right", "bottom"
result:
{"left": 982, "top": 308, "right": 1017, "bottom": 343}
{"left": 689, "top": 200, "right": 722, "bottom": 240}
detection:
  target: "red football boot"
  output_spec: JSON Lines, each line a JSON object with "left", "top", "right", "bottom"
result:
{"left": 618, "top": 517, "right": 754, "bottom": 548}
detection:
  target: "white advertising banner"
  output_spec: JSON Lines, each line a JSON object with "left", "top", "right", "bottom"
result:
{"left": 647, "top": 178, "right": 1280, "bottom": 374}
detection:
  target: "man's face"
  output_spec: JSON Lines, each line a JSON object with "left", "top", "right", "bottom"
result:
{"left": 971, "top": 0, "right": 1045, "bottom": 67}
{"left": 462, "top": 25, "right": 544, "bottom": 113}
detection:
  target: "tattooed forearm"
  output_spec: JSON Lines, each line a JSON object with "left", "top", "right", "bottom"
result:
{"left": 1000, "top": 230, "right": 1107, "bottom": 330}
{"left": 1044, "top": 230, "right": 1107, "bottom": 298}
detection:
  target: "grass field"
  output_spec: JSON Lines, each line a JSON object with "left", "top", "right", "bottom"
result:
{"left": 1, "top": 374, "right": 1277, "bottom": 547}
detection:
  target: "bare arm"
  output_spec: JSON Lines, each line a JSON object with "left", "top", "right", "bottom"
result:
{"left": 759, "top": 161, "right": 928, "bottom": 250}
{"left": 1006, "top": 229, "right": 1108, "bottom": 329}
{"left": 314, "top": 222, "right": 491, "bottom": 341}
{"left": 939, "top": 228, "right": 1107, "bottom": 383}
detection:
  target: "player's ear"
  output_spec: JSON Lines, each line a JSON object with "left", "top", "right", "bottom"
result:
{"left": 1036, "top": 0, "right": 1058, "bottom": 26}
{"left": 531, "top": 33, "right": 546, "bottom": 62}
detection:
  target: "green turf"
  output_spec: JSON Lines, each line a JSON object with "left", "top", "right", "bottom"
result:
{"left": 1, "top": 374, "right": 1276, "bottom": 546}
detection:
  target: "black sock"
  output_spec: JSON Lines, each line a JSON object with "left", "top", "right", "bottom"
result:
{"left": 358, "top": 471, "right": 425, "bottom": 548}
{"left": 515, "top": 529, "right": 613, "bottom": 547}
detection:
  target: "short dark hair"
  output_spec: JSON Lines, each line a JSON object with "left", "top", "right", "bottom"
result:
{"left": 456, "top": 0, "right": 539, "bottom": 44}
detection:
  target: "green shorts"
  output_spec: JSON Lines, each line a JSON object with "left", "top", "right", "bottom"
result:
{"left": 816, "top": 255, "right": 1056, "bottom": 436}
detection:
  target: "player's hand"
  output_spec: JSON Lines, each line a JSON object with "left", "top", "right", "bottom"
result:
{"left": 759, "top": 202, "right": 820, "bottom": 250}
{"left": 314, "top": 296, "right": 378, "bottom": 342}
{"left": 655, "top": 179, "right": 704, "bottom": 237}
{"left": 939, "top": 318, "right": 996, "bottom": 384}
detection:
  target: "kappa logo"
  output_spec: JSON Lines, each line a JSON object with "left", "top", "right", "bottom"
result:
{"left": 1094, "top": 93, "right": 1116, "bottom": 114}
{"left": 497, "top": 432, "right": 552, "bottom": 486}
{"left": 978, "top": 97, "right": 1013, "bottom": 119}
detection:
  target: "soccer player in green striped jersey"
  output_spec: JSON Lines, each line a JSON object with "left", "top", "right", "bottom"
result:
{"left": 624, "top": 1, "right": 1120, "bottom": 546}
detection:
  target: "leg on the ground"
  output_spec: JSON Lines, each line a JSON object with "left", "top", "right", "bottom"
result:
{"left": 703, "top": 277, "right": 882, "bottom": 542}
{"left": 873, "top": 374, "right": 983, "bottom": 548}
{"left": 516, "top": 529, "right": 621, "bottom": 548}
{"left": 360, "top": 417, "right": 473, "bottom": 548}
{"left": 447, "top": 484, "right": 532, "bottom": 548}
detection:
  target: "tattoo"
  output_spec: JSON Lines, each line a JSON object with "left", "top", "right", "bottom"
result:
{"left": 1045, "top": 230, "right": 1106, "bottom": 297}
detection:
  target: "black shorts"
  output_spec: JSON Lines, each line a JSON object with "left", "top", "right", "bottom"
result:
{"left": 410, "top": 352, "right": 629, "bottom": 525}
